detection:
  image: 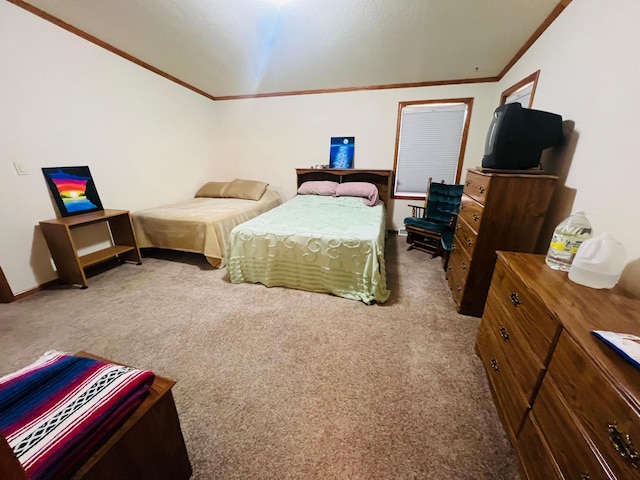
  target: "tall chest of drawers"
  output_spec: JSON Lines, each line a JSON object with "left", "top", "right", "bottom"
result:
{"left": 477, "top": 252, "right": 640, "bottom": 480}
{"left": 447, "top": 169, "right": 557, "bottom": 317}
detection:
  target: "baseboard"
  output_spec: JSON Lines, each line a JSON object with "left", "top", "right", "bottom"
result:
{"left": 0, "top": 257, "right": 129, "bottom": 303}
{"left": 0, "top": 268, "right": 60, "bottom": 304}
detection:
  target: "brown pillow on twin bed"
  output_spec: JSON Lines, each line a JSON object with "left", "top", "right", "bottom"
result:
{"left": 195, "top": 181, "right": 230, "bottom": 198}
{"left": 221, "top": 178, "right": 269, "bottom": 200}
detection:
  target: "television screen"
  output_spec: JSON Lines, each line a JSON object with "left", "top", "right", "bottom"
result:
{"left": 481, "top": 103, "right": 563, "bottom": 170}
{"left": 42, "top": 166, "right": 104, "bottom": 217}
{"left": 484, "top": 109, "right": 503, "bottom": 157}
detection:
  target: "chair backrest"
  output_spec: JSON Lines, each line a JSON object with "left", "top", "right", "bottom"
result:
{"left": 425, "top": 182, "right": 464, "bottom": 223}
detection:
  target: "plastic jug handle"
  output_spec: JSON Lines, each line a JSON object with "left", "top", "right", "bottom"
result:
{"left": 575, "top": 240, "right": 602, "bottom": 265}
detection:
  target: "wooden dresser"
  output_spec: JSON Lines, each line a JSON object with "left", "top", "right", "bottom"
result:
{"left": 447, "top": 169, "right": 557, "bottom": 317}
{"left": 477, "top": 251, "right": 640, "bottom": 479}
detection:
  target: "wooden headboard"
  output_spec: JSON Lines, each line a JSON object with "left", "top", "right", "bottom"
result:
{"left": 295, "top": 169, "right": 393, "bottom": 206}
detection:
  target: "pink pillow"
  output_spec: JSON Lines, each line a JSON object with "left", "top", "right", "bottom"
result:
{"left": 297, "top": 181, "right": 339, "bottom": 196}
{"left": 335, "top": 182, "right": 380, "bottom": 206}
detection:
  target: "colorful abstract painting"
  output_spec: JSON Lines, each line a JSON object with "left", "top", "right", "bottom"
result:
{"left": 329, "top": 137, "right": 355, "bottom": 169}
{"left": 42, "top": 166, "right": 104, "bottom": 217}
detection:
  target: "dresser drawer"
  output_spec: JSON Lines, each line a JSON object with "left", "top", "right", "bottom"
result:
{"left": 453, "top": 216, "right": 478, "bottom": 259}
{"left": 463, "top": 170, "right": 491, "bottom": 204}
{"left": 517, "top": 413, "right": 563, "bottom": 480}
{"left": 532, "top": 372, "right": 614, "bottom": 479}
{"left": 447, "top": 236, "right": 471, "bottom": 304}
{"left": 458, "top": 194, "right": 484, "bottom": 235}
{"left": 476, "top": 252, "right": 640, "bottom": 480}
{"left": 489, "top": 258, "right": 560, "bottom": 365}
{"left": 549, "top": 331, "right": 640, "bottom": 478}
{"left": 476, "top": 320, "right": 530, "bottom": 439}
{"left": 482, "top": 290, "right": 546, "bottom": 405}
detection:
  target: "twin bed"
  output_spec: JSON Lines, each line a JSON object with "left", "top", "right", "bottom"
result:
{"left": 132, "top": 179, "right": 282, "bottom": 268}
{"left": 132, "top": 169, "right": 392, "bottom": 303}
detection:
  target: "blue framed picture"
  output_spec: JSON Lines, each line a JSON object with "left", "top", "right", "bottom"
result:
{"left": 42, "top": 166, "right": 104, "bottom": 217}
{"left": 329, "top": 137, "right": 355, "bottom": 169}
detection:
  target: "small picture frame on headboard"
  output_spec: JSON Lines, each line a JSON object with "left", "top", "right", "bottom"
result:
{"left": 42, "top": 166, "right": 104, "bottom": 217}
{"left": 329, "top": 137, "right": 355, "bottom": 169}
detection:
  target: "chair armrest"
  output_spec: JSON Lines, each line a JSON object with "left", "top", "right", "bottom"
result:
{"left": 407, "top": 205, "right": 426, "bottom": 218}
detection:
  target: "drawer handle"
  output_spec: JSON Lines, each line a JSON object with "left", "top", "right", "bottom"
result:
{"left": 465, "top": 180, "right": 470, "bottom": 187}
{"left": 456, "top": 284, "right": 461, "bottom": 292}
{"left": 455, "top": 223, "right": 461, "bottom": 231}
{"left": 581, "top": 474, "right": 590, "bottom": 480}
{"left": 510, "top": 291, "right": 521, "bottom": 308}
{"left": 447, "top": 264, "right": 452, "bottom": 271}
{"left": 461, "top": 262, "right": 467, "bottom": 270}
{"left": 608, "top": 422, "right": 639, "bottom": 468}
{"left": 499, "top": 326, "right": 510, "bottom": 342}
{"left": 466, "top": 238, "right": 473, "bottom": 247}
{"left": 473, "top": 212, "right": 480, "bottom": 221}
{"left": 478, "top": 186, "right": 486, "bottom": 194}
{"left": 490, "top": 357, "right": 500, "bottom": 373}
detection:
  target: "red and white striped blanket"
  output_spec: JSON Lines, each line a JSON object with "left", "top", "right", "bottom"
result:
{"left": 0, "top": 351, "right": 155, "bottom": 479}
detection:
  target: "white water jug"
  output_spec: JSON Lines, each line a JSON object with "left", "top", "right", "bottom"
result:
{"left": 568, "top": 233, "right": 627, "bottom": 289}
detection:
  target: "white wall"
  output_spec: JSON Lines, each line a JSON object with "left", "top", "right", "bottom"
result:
{"left": 0, "top": 2, "right": 219, "bottom": 294}
{"left": 212, "top": 84, "right": 499, "bottom": 230}
{"left": 3, "top": 0, "right": 639, "bottom": 297}
{"left": 212, "top": 0, "right": 640, "bottom": 295}
{"left": 5, "top": 0, "right": 499, "bottom": 297}
{"left": 497, "top": 0, "right": 640, "bottom": 292}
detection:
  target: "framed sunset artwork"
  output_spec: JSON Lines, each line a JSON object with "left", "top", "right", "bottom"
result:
{"left": 42, "top": 166, "right": 104, "bottom": 217}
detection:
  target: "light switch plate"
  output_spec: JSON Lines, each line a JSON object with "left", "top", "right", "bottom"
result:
{"left": 13, "top": 162, "right": 29, "bottom": 175}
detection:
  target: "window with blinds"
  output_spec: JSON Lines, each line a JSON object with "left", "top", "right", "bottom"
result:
{"left": 500, "top": 70, "right": 539, "bottom": 108}
{"left": 393, "top": 99, "right": 472, "bottom": 199}
{"left": 505, "top": 82, "right": 534, "bottom": 108}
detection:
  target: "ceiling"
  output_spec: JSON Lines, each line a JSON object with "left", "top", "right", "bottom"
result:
{"left": 13, "top": 0, "right": 569, "bottom": 100}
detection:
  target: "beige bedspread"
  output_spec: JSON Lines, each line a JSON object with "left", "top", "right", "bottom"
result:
{"left": 132, "top": 189, "right": 281, "bottom": 267}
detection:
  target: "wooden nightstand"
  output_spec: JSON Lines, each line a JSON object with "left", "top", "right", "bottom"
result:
{"left": 39, "top": 209, "right": 142, "bottom": 288}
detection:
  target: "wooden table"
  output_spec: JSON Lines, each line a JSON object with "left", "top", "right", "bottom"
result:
{"left": 39, "top": 210, "right": 142, "bottom": 288}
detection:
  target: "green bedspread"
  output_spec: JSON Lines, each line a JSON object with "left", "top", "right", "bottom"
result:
{"left": 226, "top": 194, "right": 390, "bottom": 304}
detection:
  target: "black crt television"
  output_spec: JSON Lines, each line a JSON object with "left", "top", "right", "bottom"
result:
{"left": 481, "top": 102, "right": 564, "bottom": 170}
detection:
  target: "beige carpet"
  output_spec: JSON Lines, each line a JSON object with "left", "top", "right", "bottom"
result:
{"left": 0, "top": 234, "right": 519, "bottom": 479}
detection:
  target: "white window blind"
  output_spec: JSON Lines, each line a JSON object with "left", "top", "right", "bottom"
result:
{"left": 505, "top": 82, "right": 534, "bottom": 108}
{"left": 394, "top": 102, "right": 467, "bottom": 198}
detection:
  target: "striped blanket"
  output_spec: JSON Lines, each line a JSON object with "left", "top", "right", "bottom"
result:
{"left": 0, "top": 351, "right": 155, "bottom": 479}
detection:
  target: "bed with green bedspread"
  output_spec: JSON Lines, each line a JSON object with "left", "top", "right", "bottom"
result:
{"left": 226, "top": 194, "right": 390, "bottom": 304}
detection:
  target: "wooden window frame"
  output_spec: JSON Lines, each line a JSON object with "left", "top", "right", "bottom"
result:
{"left": 392, "top": 98, "right": 473, "bottom": 200}
{"left": 500, "top": 70, "right": 540, "bottom": 107}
